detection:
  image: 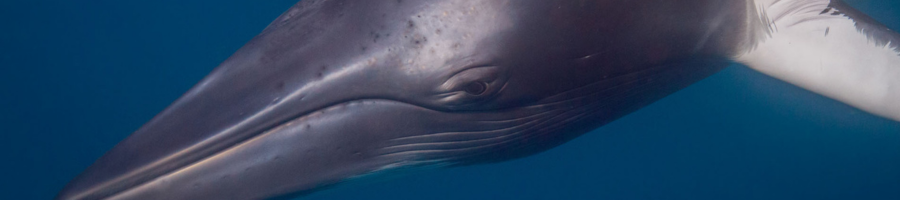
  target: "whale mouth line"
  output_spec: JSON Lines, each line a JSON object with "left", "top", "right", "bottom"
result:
{"left": 67, "top": 99, "right": 356, "bottom": 199}
{"left": 81, "top": 98, "right": 435, "bottom": 200}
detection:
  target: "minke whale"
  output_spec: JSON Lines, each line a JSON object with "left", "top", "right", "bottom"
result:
{"left": 58, "top": 0, "right": 899, "bottom": 199}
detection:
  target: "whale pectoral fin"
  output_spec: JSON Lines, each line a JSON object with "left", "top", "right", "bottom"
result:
{"left": 736, "top": 0, "right": 900, "bottom": 121}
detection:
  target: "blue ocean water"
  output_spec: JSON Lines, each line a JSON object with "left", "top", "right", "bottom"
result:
{"left": 1, "top": 0, "right": 898, "bottom": 199}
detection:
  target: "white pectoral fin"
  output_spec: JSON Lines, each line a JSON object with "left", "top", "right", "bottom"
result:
{"left": 738, "top": 0, "right": 900, "bottom": 121}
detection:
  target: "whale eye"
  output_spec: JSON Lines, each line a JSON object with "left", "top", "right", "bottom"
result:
{"left": 464, "top": 81, "right": 488, "bottom": 95}
{"left": 438, "top": 66, "right": 507, "bottom": 107}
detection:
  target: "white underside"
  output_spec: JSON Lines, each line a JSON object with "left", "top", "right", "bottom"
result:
{"left": 737, "top": 0, "right": 900, "bottom": 121}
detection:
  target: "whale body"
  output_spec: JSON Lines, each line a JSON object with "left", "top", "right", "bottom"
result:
{"left": 58, "top": 0, "right": 899, "bottom": 199}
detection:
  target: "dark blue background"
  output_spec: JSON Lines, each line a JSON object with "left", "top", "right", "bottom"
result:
{"left": 1, "top": 0, "right": 898, "bottom": 199}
